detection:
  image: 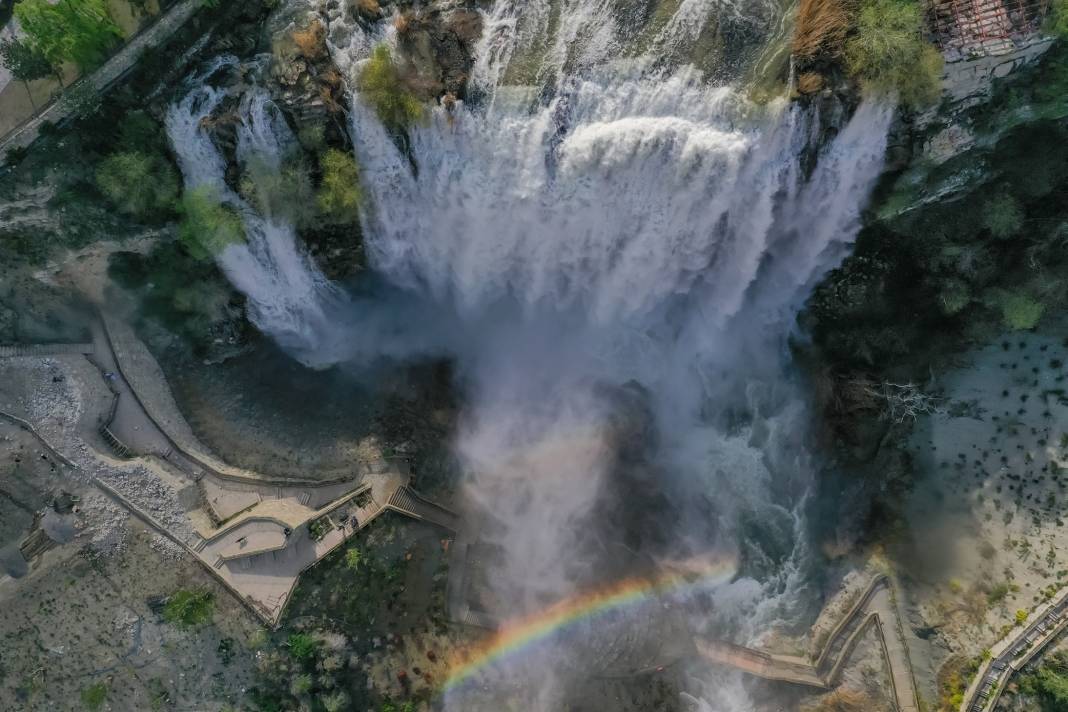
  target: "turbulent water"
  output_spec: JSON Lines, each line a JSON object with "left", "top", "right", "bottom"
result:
{"left": 167, "top": 1, "right": 894, "bottom": 708}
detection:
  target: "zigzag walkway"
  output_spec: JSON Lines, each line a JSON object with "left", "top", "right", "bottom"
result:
{"left": 695, "top": 575, "right": 919, "bottom": 711}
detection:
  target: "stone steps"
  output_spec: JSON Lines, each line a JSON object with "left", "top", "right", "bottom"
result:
{"left": 0, "top": 343, "right": 94, "bottom": 357}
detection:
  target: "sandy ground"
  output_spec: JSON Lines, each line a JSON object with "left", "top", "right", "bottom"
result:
{"left": 887, "top": 321, "right": 1068, "bottom": 701}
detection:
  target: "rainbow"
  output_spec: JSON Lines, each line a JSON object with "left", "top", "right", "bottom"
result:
{"left": 442, "top": 556, "right": 737, "bottom": 693}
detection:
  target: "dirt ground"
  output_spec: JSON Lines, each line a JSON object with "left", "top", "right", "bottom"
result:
{"left": 0, "top": 517, "right": 262, "bottom": 711}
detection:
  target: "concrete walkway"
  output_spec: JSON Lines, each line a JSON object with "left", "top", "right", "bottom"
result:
{"left": 961, "top": 586, "right": 1068, "bottom": 712}
{"left": 694, "top": 575, "right": 919, "bottom": 710}
{"left": 0, "top": 320, "right": 458, "bottom": 625}
{"left": 0, "top": 0, "right": 202, "bottom": 155}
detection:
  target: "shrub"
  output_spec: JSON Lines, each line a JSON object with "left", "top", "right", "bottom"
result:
{"left": 344, "top": 547, "right": 364, "bottom": 571}
{"left": 844, "top": 0, "right": 943, "bottom": 107}
{"left": 317, "top": 149, "right": 362, "bottom": 224}
{"left": 287, "top": 633, "right": 319, "bottom": 660}
{"left": 96, "top": 152, "right": 180, "bottom": 219}
{"left": 982, "top": 194, "right": 1024, "bottom": 239}
{"left": 321, "top": 691, "right": 351, "bottom": 712}
{"left": 357, "top": 44, "right": 424, "bottom": 131}
{"left": 179, "top": 186, "right": 246, "bottom": 260}
{"left": 939, "top": 279, "right": 971, "bottom": 315}
{"left": 290, "top": 673, "right": 313, "bottom": 696}
{"left": 162, "top": 589, "right": 215, "bottom": 627}
{"left": 1016, "top": 608, "right": 1029, "bottom": 624}
{"left": 996, "top": 292, "right": 1044, "bottom": 331}
{"left": 15, "top": 0, "right": 123, "bottom": 71}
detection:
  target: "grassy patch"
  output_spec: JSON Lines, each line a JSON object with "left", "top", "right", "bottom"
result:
{"left": 80, "top": 681, "right": 108, "bottom": 710}
{"left": 162, "top": 589, "right": 215, "bottom": 627}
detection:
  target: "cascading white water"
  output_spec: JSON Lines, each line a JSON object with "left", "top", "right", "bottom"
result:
{"left": 167, "top": 1, "right": 894, "bottom": 708}
{"left": 165, "top": 60, "right": 349, "bottom": 367}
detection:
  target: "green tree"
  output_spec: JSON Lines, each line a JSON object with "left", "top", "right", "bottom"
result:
{"left": 357, "top": 44, "right": 424, "bottom": 131}
{"left": 996, "top": 292, "right": 1044, "bottom": 331}
{"left": 982, "top": 194, "right": 1024, "bottom": 239}
{"left": 178, "top": 186, "right": 246, "bottom": 260}
{"left": 0, "top": 38, "right": 53, "bottom": 82}
{"left": 317, "top": 149, "right": 362, "bottom": 224}
{"left": 844, "top": 0, "right": 944, "bottom": 107}
{"left": 15, "top": 0, "right": 123, "bottom": 71}
{"left": 96, "top": 152, "right": 180, "bottom": 220}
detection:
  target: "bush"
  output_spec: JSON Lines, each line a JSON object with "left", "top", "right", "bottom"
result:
{"left": 162, "top": 589, "right": 215, "bottom": 627}
{"left": 996, "top": 292, "right": 1044, "bottom": 331}
{"left": 1016, "top": 608, "right": 1029, "bottom": 624}
{"left": 317, "top": 149, "right": 362, "bottom": 225}
{"left": 96, "top": 152, "right": 179, "bottom": 219}
{"left": 179, "top": 186, "right": 246, "bottom": 260}
{"left": 357, "top": 44, "right": 424, "bottom": 132}
{"left": 982, "top": 194, "right": 1024, "bottom": 239}
{"left": 287, "top": 633, "right": 319, "bottom": 660}
{"left": 15, "top": 0, "right": 123, "bottom": 71}
{"left": 844, "top": 0, "right": 943, "bottom": 107}
{"left": 81, "top": 682, "right": 108, "bottom": 710}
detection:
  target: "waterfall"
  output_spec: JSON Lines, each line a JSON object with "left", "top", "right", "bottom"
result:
{"left": 165, "top": 60, "right": 349, "bottom": 367}
{"left": 165, "top": 0, "right": 895, "bottom": 707}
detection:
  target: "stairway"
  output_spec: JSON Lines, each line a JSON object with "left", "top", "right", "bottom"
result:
{"left": 387, "top": 486, "right": 460, "bottom": 531}
{"left": 99, "top": 425, "right": 133, "bottom": 459}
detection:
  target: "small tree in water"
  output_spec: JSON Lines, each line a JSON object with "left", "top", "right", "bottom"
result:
{"left": 357, "top": 44, "right": 424, "bottom": 132}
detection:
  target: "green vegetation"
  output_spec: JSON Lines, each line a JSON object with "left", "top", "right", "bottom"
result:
{"left": 844, "top": 0, "right": 943, "bottom": 107}
{"left": 317, "top": 149, "right": 363, "bottom": 225}
{"left": 80, "top": 682, "right": 108, "bottom": 710}
{"left": 179, "top": 186, "right": 246, "bottom": 260}
{"left": 982, "top": 194, "right": 1024, "bottom": 239}
{"left": 287, "top": 633, "right": 319, "bottom": 660}
{"left": 357, "top": 44, "right": 424, "bottom": 132}
{"left": 1019, "top": 651, "right": 1068, "bottom": 711}
{"left": 995, "top": 292, "right": 1044, "bottom": 331}
{"left": 344, "top": 546, "right": 364, "bottom": 571}
{"left": 1016, "top": 608, "right": 1029, "bottom": 625}
{"left": 240, "top": 157, "right": 317, "bottom": 228}
{"left": 0, "top": 38, "right": 53, "bottom": 82}
{"left": 1049, "top": 0, "right": 1068, "bottom": 37}
{"left": 108, "top": 241, "right": 245, "bottom": 354}
{"left": 162, "top": 589, "right": 215, "bottom": 627}
{"left": 96, "top": 152, "right": 180, "bottom": 219}
{"left": 15, "top": 0, "right": 123, "bottom": 71}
